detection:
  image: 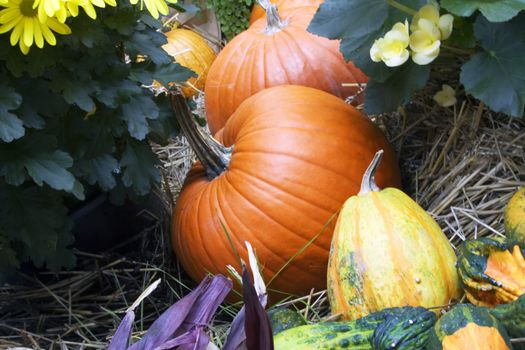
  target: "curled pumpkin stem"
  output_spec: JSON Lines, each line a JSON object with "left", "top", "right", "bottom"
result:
{"left": 170, "top": 92, "right": 232, "bottom": 180}
{"left": 358, "top": 149, "right": 383, "bottom": 195}
{"left": 257, "top": 0, "right": 287, "bottom": 34}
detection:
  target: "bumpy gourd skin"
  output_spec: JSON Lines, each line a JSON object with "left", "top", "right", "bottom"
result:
{"left": 268, "top": 308, "right": 306, "bottom": 336}
{"left": 328, "top": 186, "right": 461, "bottom": 320}
{"left": 489, "top": 294, "right": 525, "bottom": 349}
{"left": 274, "top": 307, "right": 401, "bottom": 350}
{"left": 371, "top": 307, "right": 436, "bottom": 350}
{"left": 428, "top": 304, "right": 513, "bottom": 350}
{"left": 505, "top": 187, "right": 525, "bottom": 243}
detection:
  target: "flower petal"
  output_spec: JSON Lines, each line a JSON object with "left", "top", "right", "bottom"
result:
{"left": 40, "top": 21, "right": 56, "bottom": 45}
{"left": 370, "top": 39, "right": 384, "bottom": 62}
{"left": 32, "top": 17, "right": 44, "bottom": 47}
{"left": 9, "top": 20, "right": 24, "bottom": 45}
{"left": 439, "top": 14, "right": 454, "bottom": 40}
{"left": 47, "top": 17, "right": 71, "bottom": 34}
{"left": 419, "top": 4, "right": 440, "bottom": 25}
{"left": 384, "top": 49, "right": 409, "bottom": 67}
{"left": 412, "top": 48, "right": 439, "bottom": 65}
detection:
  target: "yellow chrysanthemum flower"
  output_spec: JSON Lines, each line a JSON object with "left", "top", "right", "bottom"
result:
{"left": 370, "top": 20, "right": 410, "bottom": 67}
{"left": 0, "top": 0, "right": 71, "bottom": 54}
{"left": 130, "top": 0, "right": 176, "bottom": 19}
{"left": 66, "top": 0, "right": 115, "bottom": 20}
{"left": 32, "top": 0, "right": 68, "bottom": 22}
{"left": 0, "top": 0, "right": 8, "bottom": 6}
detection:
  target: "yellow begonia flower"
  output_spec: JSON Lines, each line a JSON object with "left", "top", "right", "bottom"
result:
{"left": 433, "top": 84, "right": 456, "bottom": 107}
{"left": 0, "top": 0, "right": 71, "bottom": 54}
{"left": 411, "top": 3, "right": 454, "bottom": 40}
{"left": 370, "top": 20, "right": 410, "bottom": 67}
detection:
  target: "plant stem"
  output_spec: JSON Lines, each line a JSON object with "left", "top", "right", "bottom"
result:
{"left": 358, "top": 150, "right": 383, "bottom": 195}
{"left": 170, "top": 92, "right": 232, "bottom": 180}
{"left": 258, "top": 0, "right": 286, "bottom": 34}
{"left": 442, "top": 44, "right": 474, "bottom": 56}
{"left": 386, "top": 0, "right": 417, "bottom": 16}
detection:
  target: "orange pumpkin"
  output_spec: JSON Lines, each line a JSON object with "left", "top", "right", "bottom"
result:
{"left": 171, "top": 85, "right": 401, "bottom": 299}
{"left": 249, "top": 0, "right": 323, "bottom": 25}
{"left": 204, "top": 5, "right": 367, "bottom": 134}
{"left": 161, "top": 28, "right": 216, "bottom": 97}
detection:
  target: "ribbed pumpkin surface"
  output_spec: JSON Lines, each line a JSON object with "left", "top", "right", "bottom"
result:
{"left": 328, "top": 187, "right": 461, "bottom": 320}
{"left": 162, "top": 29, "right": 216, "bottom": 97}
{"left": 204, "top": 6, "right": 367, "bottom": 134}
{"left": 249, "top": 0, "right": 323, "bottom": 25}
{"left": 172, "top": 86, "right": 400, "bottom": 299}
{"left": 505, "top": 187, "right": 525, "bottom": 243}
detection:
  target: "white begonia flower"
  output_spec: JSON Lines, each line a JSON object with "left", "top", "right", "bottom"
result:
{"left": 370, "top": 20, "right": 410, "bottom": 67}
{"left": 433, "top": 84, "right": 457, "bottom": 107}
{"left": 411, "top": 3, "right": 454, "bottom": 41}
{"left": 410, "top": 16, "right": 442, "bottom": 65}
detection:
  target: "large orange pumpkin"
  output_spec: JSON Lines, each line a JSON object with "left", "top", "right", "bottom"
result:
{"left": 249, "top": 0, "right": 323, "bottom": 25}
{"left": 204, "top": 5, "right": 367, "bottom": 134}
{"left": 171, "top": 85, "right": 401, "bottom": 299}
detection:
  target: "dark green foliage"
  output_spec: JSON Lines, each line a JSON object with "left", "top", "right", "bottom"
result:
{"left": 308, "top": 0, "right": 525, "bottom": 117}
{"left": 268, "top": 307, "right": 307, "bottom": 336}
{"left": 0, "top": 3, "right": 194, "bottom": 278}
{"left": 206, "top": 0, "right": 253, "bottom": 40}
{"left": 371, "top": 307, "right": 436, "bottom": 350}
{"left": 460, "top": 13, "right": 525, "bottom": 117}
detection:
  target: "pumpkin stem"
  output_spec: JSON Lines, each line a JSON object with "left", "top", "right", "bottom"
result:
{"left": 258, "top": 0, "right": 287, "bottom": 34}
{"left": 170, "top": 92, "right": 232, "bottom": 180}
{"left": 359, "top": 150, "right": 383, "bottom": 195}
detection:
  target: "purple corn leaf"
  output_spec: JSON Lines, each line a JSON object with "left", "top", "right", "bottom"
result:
{"left": 153, "top": 328, "right": 210, "bottom": 350}
{"left": 128, "top": 276, "right": 212, "bottom": 350}
{"left": 108, "top": 279, "right": 162, "bottom": 350}
{"left": 242, "top": 266, "right": 274, "bottom": 350}
{"left": 223, "top": 242, "right": 270, "bottom": 350}
{"left": 178, "top": 275, "right": 232, "bottom": 333}
{"left": 108, "top": 311, "right": 136, "bottom": 350}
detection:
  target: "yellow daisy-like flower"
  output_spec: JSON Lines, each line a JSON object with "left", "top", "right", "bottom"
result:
{"left": 0, "top": 0, "right": 8, "bottom": 6}
{"left": 66, "top": 0, "right": 115, "bottom": 20}
{"left": 32, "top": 0, "right": 68, "bottom": 22}
{"left": 130, "top": 0, "right": 176, "bottom": 19}
{"left": 0, "top": 0, "right": 71, "bottom": 54}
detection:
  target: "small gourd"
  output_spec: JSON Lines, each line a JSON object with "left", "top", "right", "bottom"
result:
{"left": 489, "top": 294, "right": 525, "bottom": 349}
{"left": 457, "top": 236, "right": 525, "bottom": 307}
{"left": 268, "top": 308, "right": 306, "bottom": 336}
{"left": 428, "top": 304, "right": 514, "bottom": 350}
{"left": 505, "top": 187, "right": 525, "bottom": 243}
{"left": 371, "top": 306, "right": 436, "bottom": 350}
{"left": 327, "top": 150, "right": 461, "bottom": 320}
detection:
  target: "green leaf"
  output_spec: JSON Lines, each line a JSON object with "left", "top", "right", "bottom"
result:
{"left": 120, "top": 139, "right": 160, "bottom": 195}
{"left": 24, "top": 150, "right": 76, "bottom": 191}
{"left": 76, "top": 154, "right": 118, "bottom": 191}
{"left": 0, "top": 83, "right": 22, "bottom": 110}
{"left": 126, "top": 31, "right": 171, "bottom": 65}
{"left": 0, "top": 112, "right": 25, "bottom": 143}
{"left": 365, "top": 62, "right": 430, "bottom": 114}
{"left": 460, "top": 13, "right": 525, "bottom": 117}
{"left": 0, "top": 83, "right": 25, "bottom": 142}
{"left": 121, "top": 94, "right": 159, "bottom": 140}
{"left": 307, "top": 0, "right": 388, "bottom": 40}
{"left": 446, "top": 16, "right": 477, "bottom": 49}
{"left": 50, "top": 71, "right": 99, "bottom": 112}
{"left": 441, "top": 0, "right": 525, "bottom": 22}
{"left": 148, "top": 94, "right": 180, "bottom": 144}
{"left": 0, "top": 183, "right": 75, "bottom": 270}
{"left": 310, "top": 0, "right": 425, "bottom": 82}
{"left": 0, "top": 134, "right": 76, "bottom": 192}
{"left": 152, "top": 62, "right": 197, "bottom": 87}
